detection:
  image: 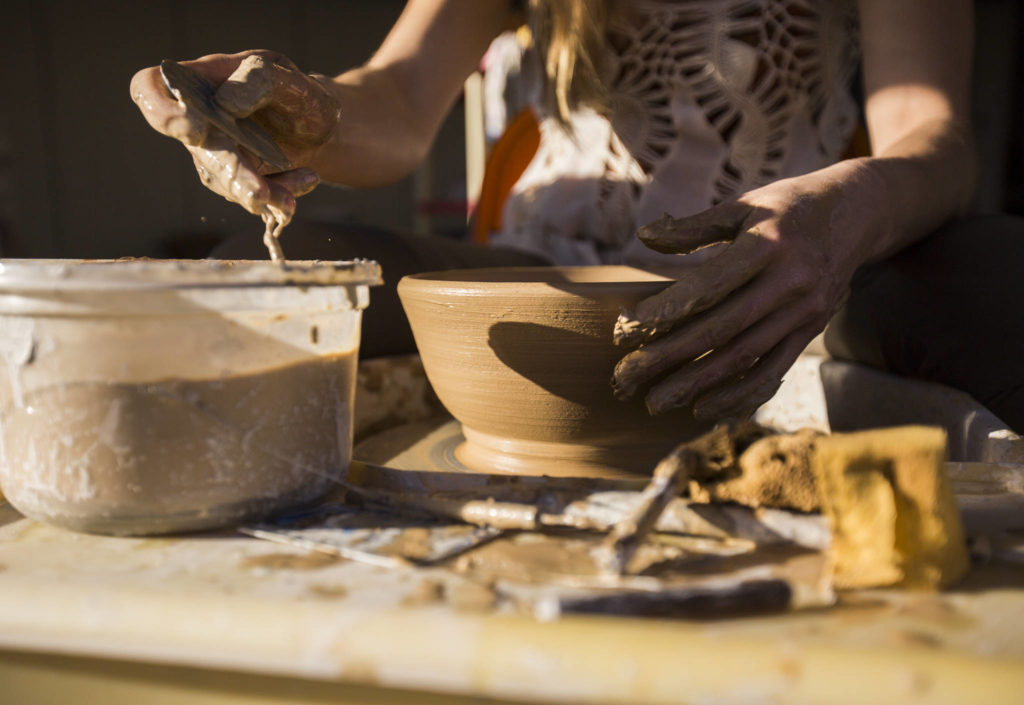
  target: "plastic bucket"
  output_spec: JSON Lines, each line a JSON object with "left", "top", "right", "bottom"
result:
{"left": 0, "top": 258, "right": 380, "bottom": 535}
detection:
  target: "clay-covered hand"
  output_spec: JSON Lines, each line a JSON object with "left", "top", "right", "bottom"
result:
{"left": 130, "top": 50, "right": 341, "bottom": 220}
{"left": 612, "top": 174, "right": 865, "bottom": 420}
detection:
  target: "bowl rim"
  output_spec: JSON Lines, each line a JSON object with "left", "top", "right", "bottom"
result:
{"left": 399, "top": 265, "right": 676, "bottom": 291}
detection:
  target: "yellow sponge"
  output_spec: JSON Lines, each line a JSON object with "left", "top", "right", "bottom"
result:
{"left": 812, "top": 426, "right": 969, "bottom": 590}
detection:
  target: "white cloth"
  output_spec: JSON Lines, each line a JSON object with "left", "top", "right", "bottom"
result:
{"left": 492, "top": 0, "right": 861, "bottom": 265}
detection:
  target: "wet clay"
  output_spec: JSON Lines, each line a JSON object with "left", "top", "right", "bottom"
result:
{"left": 403, "top": 577, "right": 445, "bottom": 607}
{"left": 454, "top": 533, "right": 606, "bottom": 583}
{"left": 446, "top": 578, "right": 499, "bottom": 612}
{"left": 402, "top": 576, "right": 499, "bottom": 611}
{"left": 307, "top": 583, "right": 350, "bottom": 599}
{"left": 241, "top": 550, "right": 341, "bottom": 571}
{"left": 262, "top": 204, "right": 289, "bottom": 262}
{"left": 0, "top": 351, "right": 357, "bottom": 534}
{"left": 378, "top": 527, "right": 435, "bottom": 561}
{"left": 451, "top": 531, "right": 770, "bottom": 586}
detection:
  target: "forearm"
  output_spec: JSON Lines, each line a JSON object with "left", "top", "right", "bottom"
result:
{"left": 844, "top": 0, "right": 975, "bottom": 262}
{"left": 828, "top": 117, "right": 976, "bottom": 266}
{"left": 309, "top": 65, "right": 439, "bottom": 187}
{"left": 311, "top": 0, "right": 516, "bottom": 188}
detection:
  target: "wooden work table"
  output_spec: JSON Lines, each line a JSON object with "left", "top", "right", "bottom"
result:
{"left": 3, "top": 355, "right": 1024, "bottom": 704}
{"left": 1, "top": 495, "right": 1023, "bottom": 705}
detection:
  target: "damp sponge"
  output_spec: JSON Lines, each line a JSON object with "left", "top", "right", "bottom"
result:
{"left": 812, "top": 426, "right": 969, "bottom": 590}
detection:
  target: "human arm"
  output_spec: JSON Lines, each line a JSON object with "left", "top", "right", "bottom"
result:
{"left": 129, "top": 0, "right": 517, "bottom": 217}
{"left": 611, "top": 0, "right": 976, "bottom": 420}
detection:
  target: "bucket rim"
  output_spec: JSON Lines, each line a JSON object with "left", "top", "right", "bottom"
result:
{"left": 0, "top": 258, "right": 383, "bottom": 291}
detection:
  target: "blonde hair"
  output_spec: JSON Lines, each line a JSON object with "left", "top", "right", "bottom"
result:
{"left": 530, "top": 0, "right": 608, "bottom": 126}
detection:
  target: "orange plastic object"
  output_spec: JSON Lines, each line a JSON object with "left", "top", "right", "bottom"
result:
{"left": 471, "top": 107, "right": 541, "bottom": 245}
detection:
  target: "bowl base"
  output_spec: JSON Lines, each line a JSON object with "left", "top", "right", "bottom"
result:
{"left": 455, "top": 426, "right": 677, "bottom": 479}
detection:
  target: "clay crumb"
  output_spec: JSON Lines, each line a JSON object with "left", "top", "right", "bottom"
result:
{"left": 895, "top": 594, "right": 972, "bottom": 627}
{"left": 308, "top": 583, "right": 349, "bottom": 599}
{"left": 340, "top": 659, "right": 379, "bottom": 684}
{"left": 889, "top": 629, "right": 944, "bottom": 649}
{"left": 447, "top": 579, "right": 499, "bottom": 612}
{"left": 240, "top": 551, "right": 341, "bottom": 571}
{"left": 131, "top": 538, "right": 180, "bottom": 551}
{"left": 403, "top": 577, "right": 445, "bottom": 607}
{"left": 777, "top": 656, "right": 802, "bottom": 681}
{"left": 898, "top": 668, "right": 934, "bottom": 696}
{"left": 382, "top": 527, "right": 435, "bottom": 561}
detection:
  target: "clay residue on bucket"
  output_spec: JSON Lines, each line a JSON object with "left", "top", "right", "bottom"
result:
{"left": 0, "top": 351, "right": 358, "bottom": 535}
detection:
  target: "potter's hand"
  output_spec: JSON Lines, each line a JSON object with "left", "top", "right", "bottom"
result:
{"left": 612, "top": 174, "right": 865, "bottom": 420}
{"left": 130, "top": 51, "right": 340, "bottom": 218}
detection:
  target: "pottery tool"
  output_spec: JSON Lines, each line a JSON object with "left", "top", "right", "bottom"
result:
{"left": 160, "top": 59, "right": 292, "bottom": 171}
{"left": 452, "top": 530, "right": 835, "bottom": 618}
{"left": 239, "top": 460, "right": 837, "bottom": 619}
{"left": 339, "top": 461, "right": 831, "bottom": 549}
{"left": 243, "top": 503, "right": 501, "bottom": 568}
{"left": 594, "top": 421, "right": 786, "bottom": 575}
{"left": 597, "top": 448, "right": 697, "bottom": 575}
{"left": 530, "top": 578, "right": 795, "bottom": 620}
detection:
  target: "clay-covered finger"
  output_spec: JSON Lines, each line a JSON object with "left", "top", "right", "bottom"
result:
{"left": 643, "top": 305, "right": 807, "bottom": 415}
{"left": 264, "top": 179, "right": 297, "bottom": 219}
{"left": 691, "top": 326, "right": 815, "bottom": 422}
{"left": 189, "top": 131, "right": 299, "bottom": 223}
{"left": 636, "top": 202, "right": 752, "bottom": 254}
{"left": 267, "top": 168, "right": 320, "bottom": 198}
{"left": 612, "top": 265, "right": 796, "bottom": 400}
{"left": 187, "top": 132, "right": 271, "bottom": 215}
{"left": 614, "top": 234, "right": 768, "bottom": 348}
{"left": 130, "top": 66, "right": 209, "bottom": 146}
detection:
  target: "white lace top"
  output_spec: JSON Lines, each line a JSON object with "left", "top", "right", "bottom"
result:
{"left": 492, "top": 0, "right": 861, "bottom": 265}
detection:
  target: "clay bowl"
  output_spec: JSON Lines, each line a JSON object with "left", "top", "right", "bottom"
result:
{"left": 397, "top": 266, "right": 709, "bottom": 478}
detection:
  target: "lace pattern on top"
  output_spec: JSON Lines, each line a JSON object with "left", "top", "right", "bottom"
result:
{"left": 495, "top": 0, "right": 861, "bottom": 265}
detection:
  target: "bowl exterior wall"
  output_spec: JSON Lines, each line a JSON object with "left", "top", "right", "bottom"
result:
{"left": 399, "top": 269, "right": 706, "bottom": 473}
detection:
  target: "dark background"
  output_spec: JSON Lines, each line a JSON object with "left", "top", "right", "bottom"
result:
{"left": 1, "top": 0, "right": 1021, "bottom": 260}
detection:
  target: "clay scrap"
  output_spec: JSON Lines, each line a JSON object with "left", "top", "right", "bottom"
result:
{"left": 681, "top": 422, "right": 822, "bottom": 513}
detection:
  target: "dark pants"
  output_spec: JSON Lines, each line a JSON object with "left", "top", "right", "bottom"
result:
{"left": 825, "top": 214, "right": 1024, "bottom": 432}
{"left": 216, "top": 214, "right": 1024, "bottom": 432}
